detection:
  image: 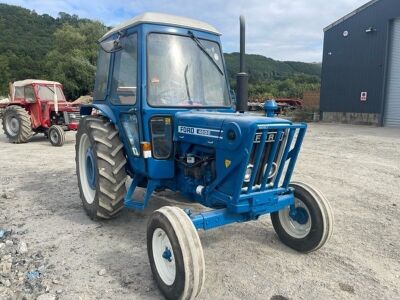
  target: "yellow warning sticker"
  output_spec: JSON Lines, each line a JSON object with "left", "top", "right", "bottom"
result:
{"left": 224, "top": 159, "right": 231, "bottom": 168}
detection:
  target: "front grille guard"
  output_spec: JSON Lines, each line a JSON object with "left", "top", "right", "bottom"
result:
{"left": 242, "top": 123, "right": 307, "bottom": 195}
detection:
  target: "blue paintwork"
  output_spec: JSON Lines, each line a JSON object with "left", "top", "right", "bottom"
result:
{"left": 80, "top": 20, "right": 308, "bottom": 231}
{"left": 162, "top": 247, "right": 172, "bottom": 262}
{"left": 289, "top": 206, "right": 309, "bottom": 225}
{"left": 124, "top": 176, "right": 160, "bottom": 209}
{"left": 85, "top": 147, "right": 96, "bottom": 190}
{"left": 264, "top": 100, "right": 278, "bottom": 117}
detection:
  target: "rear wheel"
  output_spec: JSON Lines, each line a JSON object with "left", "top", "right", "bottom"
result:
{"left": 271, "top": 182, "right": 334, "bottom": 253}
{"left": 75, "top": 116, "right": 127, "bottom": 219}
{"left": 2, "top": 106, "right": 33, "bottom": 143}
{"left": 147, "top": 206, "right": 205, "bottom": 300}
{"left": 48, "top": 125, "right": 65, "bottom": 146}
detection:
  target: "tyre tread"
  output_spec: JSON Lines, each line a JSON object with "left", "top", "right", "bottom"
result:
{"left": 75, "top": 115, "right": 127, "bottom": 220}
{"left": 2, "top": 105, "right": 33, "bottom": 143}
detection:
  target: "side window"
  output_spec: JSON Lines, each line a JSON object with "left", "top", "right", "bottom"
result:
{"left": 14, "top": 87, "right": 24, "bottom": 99}
{"left": 24, "top": 86, "right": 35, "bottom": 102}
{"left": 111, "top": 33, "right": 138, "bottom": 105}
{"left": 93, "top": 48, "right": 111, "bottom": 100}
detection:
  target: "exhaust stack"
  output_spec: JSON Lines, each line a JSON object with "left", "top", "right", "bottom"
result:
{"left": 236, "top": 15, "right": 249, "bottom": 113}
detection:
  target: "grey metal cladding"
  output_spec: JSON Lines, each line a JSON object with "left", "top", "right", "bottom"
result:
{"left": 384, "top": 18, "right": 400, "bottom": 127}
{"left": 320, "top": 0, "right": 400, "bottom": 115}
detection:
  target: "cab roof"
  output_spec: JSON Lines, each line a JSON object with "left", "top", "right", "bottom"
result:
{"left": 13, "top": 79, "right": 61, "bottom": 87}
{"left": 100, "top": 12, "right": 221, "bottom": 42}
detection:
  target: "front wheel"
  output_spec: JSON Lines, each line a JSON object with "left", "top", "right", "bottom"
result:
{"left": 271, "top": 181, "right": 334, "bottom": 253}
{"left": 147, "top": 206, "right": 205, "bottom": 300}
{"left": 48, "top": 125, "right": 65, "bottom": 146}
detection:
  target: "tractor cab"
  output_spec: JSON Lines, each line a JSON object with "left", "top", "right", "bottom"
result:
{"left": 77, "top": 13, "right": 333, "bottom": 300}
{"left": 84, "top": 13, "right": 291, "bottom": 180}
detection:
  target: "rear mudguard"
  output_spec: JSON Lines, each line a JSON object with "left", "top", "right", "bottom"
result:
{"left": 80, "top": 104, "right": 117, "bottom": 124}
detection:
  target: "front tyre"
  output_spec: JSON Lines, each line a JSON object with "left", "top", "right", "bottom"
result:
{"left": 147, "top": 206, "right": 205, "bottom": 300}
{"left": 48, "top": 125, "right": 65, "bottom": 146}
{"left": 75, "top": 116, "right": 127, "bottom": 219}
{"left": 271, "top": 182, "right": 334, "bottom": 253}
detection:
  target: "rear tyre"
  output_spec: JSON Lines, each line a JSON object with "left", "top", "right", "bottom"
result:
{"left": 147, "top": 206, "right": 205, "bottom": 300}
{"left": 75, "top": 116, "right": 127, "bottom": 219}
{"left": 271, "top": 181, "right": 334, "bottom": 253}
{"left": 48, "top": 125, "right": 65, "bottom": 146}
{"left": 2, "top": 105, "right": 33, "bottom": 143}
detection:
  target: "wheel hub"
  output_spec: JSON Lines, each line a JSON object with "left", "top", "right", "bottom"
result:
{"left": 85, "top": 147, "right": 97, "bottom": 189}
{"left": 278, "top": 198, "right": 312, "bottom": 239}
{"left": 289, "top": 206, "right": 309, "bottom": 225}
{"left": 162, "top": 247, "right": 172, "bottom": 262}
{"left": 6, "top": 116, "right": 19, "bottom": 136}
{"left": 50, "top": 130, "right": 59, "bottom": 143}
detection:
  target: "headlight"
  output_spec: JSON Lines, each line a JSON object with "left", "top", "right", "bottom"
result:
{"left": 244, "top": 164, "right": 253, "bottom": 182}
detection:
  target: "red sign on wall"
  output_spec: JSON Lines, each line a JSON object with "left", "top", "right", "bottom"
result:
{"left": 360, "top": 92, "right": 367, "bottom": 102}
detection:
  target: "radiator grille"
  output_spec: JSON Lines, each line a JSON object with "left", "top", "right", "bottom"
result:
{"left": 242, "top": 125, "right": 305, "bottom": 194}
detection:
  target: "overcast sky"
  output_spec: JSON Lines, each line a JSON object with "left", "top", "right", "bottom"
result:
{"left": 3, "top": 0, "right": 370, "bottom": 62}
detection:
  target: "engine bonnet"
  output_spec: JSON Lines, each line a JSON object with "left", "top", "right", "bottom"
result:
{"left": 174, "top": 110, "right": 291, "bottom": 150}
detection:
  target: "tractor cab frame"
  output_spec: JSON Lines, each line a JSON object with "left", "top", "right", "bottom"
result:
{"left": 77, "top": 13, "right": 333, "bottom": 300}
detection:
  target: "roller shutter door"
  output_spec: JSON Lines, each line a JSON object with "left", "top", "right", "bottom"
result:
{"left": 384, "top": 18, "right": 400, "bottom": 127}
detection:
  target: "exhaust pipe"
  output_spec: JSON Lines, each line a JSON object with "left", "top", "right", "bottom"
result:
{"left": 236, "top": 15, "right": 249, "bottom": 113}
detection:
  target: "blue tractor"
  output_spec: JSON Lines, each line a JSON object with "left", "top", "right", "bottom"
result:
{"left": 76, "top": 13, "right": 333, "bottom": 300}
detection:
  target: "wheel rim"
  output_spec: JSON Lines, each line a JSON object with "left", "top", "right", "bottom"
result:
{"left": 50, "top": 130, "right": 59, "bottom": 144}
{"left": 152, "top": 228, "right": 176, "bottom": 286}
{"left": 5, "top": 116, "right": 19, "bottom": 136}
{"left": 85, "top": 147, "right": 96, "bottom": 189}
{"left": 278, "top": 198, "right": 312, "bottom": 238}
{"left": 78, "top": 133, "right": 96, "bottom": 204}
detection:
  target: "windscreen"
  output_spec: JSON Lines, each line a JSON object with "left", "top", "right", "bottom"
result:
{"left": 147, "top": 33, "right": 230, "bottom": 107}
{"left": 37, "top": 85, "right": 66, "bottom": 101}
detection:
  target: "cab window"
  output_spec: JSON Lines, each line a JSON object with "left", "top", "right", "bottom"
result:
{"left": 14, "top": 87, "right": 24, "bottom": 99}
{"left": 24, "top": 86, "right": 35, "bottom": 102}
{"left": 93, "top": 48, "right": 111, "bottom": 100}
{"left": 111, "top": 33, "right": 138, "bottom": 105}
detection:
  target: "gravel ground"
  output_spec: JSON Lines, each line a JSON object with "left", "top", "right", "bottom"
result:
{"left": 0, "top": 123, "right": 399, "bottom": 300}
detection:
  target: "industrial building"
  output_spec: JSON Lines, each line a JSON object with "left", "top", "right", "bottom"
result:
{"left": 320, "top": 0, "right": 400, "bottom": 127}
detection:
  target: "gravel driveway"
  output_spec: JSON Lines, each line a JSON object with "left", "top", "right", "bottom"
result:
{"left": 0, "top": 123, "right": 399, "bottom": 299}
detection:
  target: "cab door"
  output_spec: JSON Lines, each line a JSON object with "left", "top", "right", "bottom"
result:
{"left": 108, "top": 32, "right": 146, "bottom": 175}
{"left": 25, "top": 85, "right": 42, "bottom": 128}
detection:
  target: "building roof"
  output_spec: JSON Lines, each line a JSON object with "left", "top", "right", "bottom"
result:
{"left": 101, "top": 12, "right": 220, "bottom": 41}
{"left": 324, "top": 0, "right": 381, "bottom": 32}
{"left": 13, "top": 79, "right": 61, "bottom": 87}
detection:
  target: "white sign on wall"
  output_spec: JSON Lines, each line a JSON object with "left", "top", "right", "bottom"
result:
{"left": 360, "top": 92, "right": 368, "bottom": 102}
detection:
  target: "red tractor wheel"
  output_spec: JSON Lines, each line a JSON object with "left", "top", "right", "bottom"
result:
{"left": 48, "top": 125, "right": 65, "bottom": 146}
{"left": 2, "top": 106, "right": 33, "bottom": 143}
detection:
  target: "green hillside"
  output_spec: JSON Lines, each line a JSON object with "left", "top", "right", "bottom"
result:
{"left": 224, "top": 53, "right": 320, "bottom": 83}
{"left": 0, "top": 3, "right": 321, "bottom": 100}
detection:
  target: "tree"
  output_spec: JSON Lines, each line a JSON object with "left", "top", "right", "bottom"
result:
{"left": 45, "top": 22, "right": 107, "bottom": 99}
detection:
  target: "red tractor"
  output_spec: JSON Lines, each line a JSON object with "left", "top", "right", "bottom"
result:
{"left": 0, "top": 79, "right": 80, "bottom": 146}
